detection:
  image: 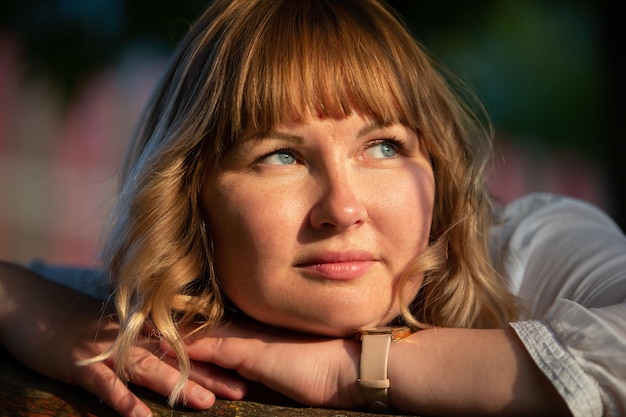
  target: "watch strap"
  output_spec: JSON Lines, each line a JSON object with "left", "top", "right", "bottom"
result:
{"left": 359, "top": 333, "right": 393, "bottom": 411}
{"left": 357, "top": 326, "right": 411, "bottom": 411}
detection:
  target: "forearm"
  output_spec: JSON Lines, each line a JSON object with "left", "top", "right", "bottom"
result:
{"left": 0, "top": 261, "right": 108, "bottom": 382}
{"left": 386, "top": 327, "right": 571, "bottom": 416}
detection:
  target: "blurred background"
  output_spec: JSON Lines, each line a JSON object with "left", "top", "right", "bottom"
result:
{"left": 0, "top": 0, "right": 622, "bottom": 268}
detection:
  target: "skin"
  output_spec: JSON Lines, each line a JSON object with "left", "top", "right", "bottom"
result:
{"left": 0, "top": 262, "right": 246, "bottom": 417}
{"left": 203, "top": 112, "right": 435, "bottom": 337}
{"left": 177, "top": 318, "right": 571, "bottom": 416}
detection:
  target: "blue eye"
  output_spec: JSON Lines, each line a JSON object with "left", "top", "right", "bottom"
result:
{"left": 261, "top": 149, "right": 297, "bottom": 165}
{"left": 366, "top": 140, "right": 399, "bottom": 158}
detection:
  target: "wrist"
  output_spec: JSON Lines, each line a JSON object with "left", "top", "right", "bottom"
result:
{"left": 356, "top": 326, "right": 412, "bottom": 412}
{"left": 341, "top": 338, "right": 369, "bottom": 409}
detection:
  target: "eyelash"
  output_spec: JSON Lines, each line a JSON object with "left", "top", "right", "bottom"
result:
{"left": 257, "top": 146, "right": 299, "bottom": 162}
{"left": 367, "top": 137, "right": 405, "bottom": 153}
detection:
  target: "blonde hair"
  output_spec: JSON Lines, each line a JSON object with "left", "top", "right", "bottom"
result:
{"left": 97, "top": 0, "right": 519, "bottom": 405}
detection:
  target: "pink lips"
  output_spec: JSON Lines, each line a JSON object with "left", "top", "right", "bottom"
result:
{"left": 295, "top": 251, "right": 376, "bottom": 280}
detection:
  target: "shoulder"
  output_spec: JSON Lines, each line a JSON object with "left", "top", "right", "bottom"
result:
{"left": 490, "top": 193, "right": 625, "bottom": 313}
{"left": 492, "top": 193, "right": 620, "bottom": 238}
{"left": 490, "top": 192, "right": 622, "bottom": 260}
{"left": 27, "top": 261, "right": 110, "bottom": 300}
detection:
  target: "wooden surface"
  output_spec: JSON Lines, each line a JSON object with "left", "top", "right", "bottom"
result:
{"left": 0, "top": 348, "right": 410, "bottom": 416}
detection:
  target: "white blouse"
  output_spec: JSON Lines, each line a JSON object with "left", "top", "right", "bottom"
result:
{"left": 29, "top": 193, "right": 626, "bottom": 416}
{"left": 490, "top": 193, "right": 626, "bottom": 417}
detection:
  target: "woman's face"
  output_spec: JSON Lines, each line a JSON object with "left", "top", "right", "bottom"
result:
{"left": 203, "top": 112, "right": 435, "bottom": 337}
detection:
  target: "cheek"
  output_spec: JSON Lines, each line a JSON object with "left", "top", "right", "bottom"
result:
{"left": 205, "top": 191, "right": 258, "bottom": 265}
{"left": 376, "top": 166, "right": 434, "bottom": 246}
{"left": 203, "top": 190, "right": 261, "bottom": 305}
{"left": 209, "top": 192, "right": 300, "bottom": 249}
{"left": 203, "top": 178, "right": 305, "bottom": 282}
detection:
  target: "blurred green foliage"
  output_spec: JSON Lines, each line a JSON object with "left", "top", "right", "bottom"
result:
{"left": 395, "top": 0, "right": 603, "bottom": 155}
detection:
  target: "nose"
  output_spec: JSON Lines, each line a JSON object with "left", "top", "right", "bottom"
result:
{"left": 309, "top": 169, "right": 368, "bottom": 231}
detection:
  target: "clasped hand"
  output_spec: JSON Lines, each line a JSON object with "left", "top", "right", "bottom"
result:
{"left": 82, "top": 317, "right": 363, "bottom": 416}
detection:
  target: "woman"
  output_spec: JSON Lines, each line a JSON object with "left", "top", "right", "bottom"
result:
{"left": 1, "top": 0, "right": 624, "bottom": 416}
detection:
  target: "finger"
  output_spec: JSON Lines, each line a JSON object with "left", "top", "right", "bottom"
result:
{"left": 187, "top": 360, "right": 248, "bottom": 400}
{"left": 162, "top": 336, "right": 234, "bottom": 366}
{"left": 175, "top": 336, "right": 270, "bottom": 387}
{"left": 127, "top": 348, "right": 217, "bottom": 409}
{"left": 158, "top": 340, "right": 248, "bottom": 400}
{"left": 72, "top": 361, "right": 153, "bottom": 417}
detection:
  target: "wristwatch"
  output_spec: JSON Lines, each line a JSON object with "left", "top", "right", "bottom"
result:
{"left": 357, "top": 326, "right": 412, "bottom": 411}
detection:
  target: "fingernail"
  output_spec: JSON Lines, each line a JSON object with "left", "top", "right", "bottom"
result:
{"left": 193, "top": 385, "right": 214, "bottom": 404}
{"left": 132, "top": 405, "right": 152, "bottom": 417}
{"left": 227, "top": 379, "right": 247, "bottom": 392}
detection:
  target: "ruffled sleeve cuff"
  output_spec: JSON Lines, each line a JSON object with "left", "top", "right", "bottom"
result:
{"left": 510, "top": 320, "right": 603, "bottom": 417}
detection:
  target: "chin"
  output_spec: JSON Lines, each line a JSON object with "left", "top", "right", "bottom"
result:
{"left": 283, "top": 322, "right": 359, "bottom": 338}
{"left": 279, "top": 313, "right": 396, "bottom": 339}
{"left": 242, "top": 301, "right": 404, "bottom": 338}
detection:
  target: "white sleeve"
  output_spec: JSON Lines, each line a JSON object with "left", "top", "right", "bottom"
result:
{"left": 490, "top": 193, "right": 626, "bottom": 417}
{"left": 27, "top": 260, "right": 111, "bottom": 301}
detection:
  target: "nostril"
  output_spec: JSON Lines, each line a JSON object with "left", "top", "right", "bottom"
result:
{"left": 309, "top": 194, "right": 367, "bottom": 231}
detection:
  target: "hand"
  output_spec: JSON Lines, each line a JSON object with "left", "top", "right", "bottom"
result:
{"left": 170, "top": 318, "right": 365, "bottom": 410}
{"left": 58, "top": 322, "right": 249, "bottom": 417}
{"left": 0, "top": 263, "right": 246, "bottom": 417}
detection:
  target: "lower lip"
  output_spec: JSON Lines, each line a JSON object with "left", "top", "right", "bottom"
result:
{"left": 297, "top": 261, "right": 375, "bottom": 280}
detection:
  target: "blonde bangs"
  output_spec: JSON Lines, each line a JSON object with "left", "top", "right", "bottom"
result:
{"left": 212, "top": 0, "right": 422, "bottom": 143}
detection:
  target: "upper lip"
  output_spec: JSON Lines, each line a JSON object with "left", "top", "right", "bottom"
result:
{"left": 294, "top": 250, "right": 378, "bottom": 266}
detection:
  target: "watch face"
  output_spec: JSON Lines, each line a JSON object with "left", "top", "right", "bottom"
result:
{"left": 358, "top": 326, "right": 412, "bottom": 340}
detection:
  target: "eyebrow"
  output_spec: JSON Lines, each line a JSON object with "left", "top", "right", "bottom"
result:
{"left": 256, "top": 131, "right": 304, "bottom": 143}
{"left": 357, "top": 122, "right": 385, "bottom": 137}
{"left": 253, "top": 122, "right": 385, "bottom": 143}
